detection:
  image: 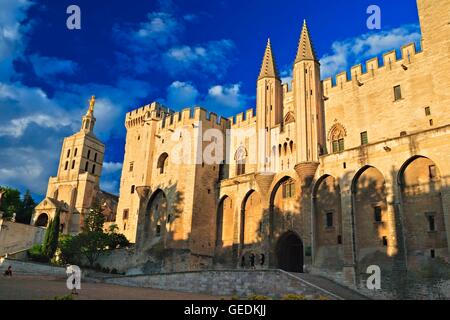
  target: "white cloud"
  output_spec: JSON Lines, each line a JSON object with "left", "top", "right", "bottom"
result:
{"left": 0, "top": 0, "right": 33, "bottom": 81}
{"left": 320, "top": 24, "right": 421, "bottom": 79}
{"left": 30, "top": 55, "right": 78, "bottom": 77}
{"left": 163, "top": 39, "right": 235, "bottom": 77}
{"left": 165, "top": 81, "right": 199, "bottom": 109}
{"left": 103, "top": 162, "right": 123, "bottom": 173}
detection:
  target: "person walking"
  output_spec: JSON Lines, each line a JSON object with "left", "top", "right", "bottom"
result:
{"left": 249, "top": 253, "right": 256, "bottom": 270}
{"left": 260, "top": 253, "right": 265, "bottom": 268}
{"left": 3, "top": 266, "right": 12, "bottom": 277}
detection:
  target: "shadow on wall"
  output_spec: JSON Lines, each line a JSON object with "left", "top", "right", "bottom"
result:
{"left": 213, "top": 155, "right": 450, "bottom": 299}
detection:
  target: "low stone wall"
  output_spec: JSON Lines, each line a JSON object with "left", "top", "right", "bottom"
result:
{"left": 0, "top": 219, "right": 45, "bottom": 256}
{"left": 0, "top": 258, "right": 66, "bottom": 277}
{"left": 103, "top": 269, "right": 340, "bottom": 299}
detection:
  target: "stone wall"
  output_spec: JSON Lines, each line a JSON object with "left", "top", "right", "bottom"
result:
{"left": 0, "top": 219, "right": 45, "bottom": 256}
{"left": 0, "top": 258, "right": 66, "bottom": 277}
{"left": 103, "top": 269, "right": 339, "bottom": 299}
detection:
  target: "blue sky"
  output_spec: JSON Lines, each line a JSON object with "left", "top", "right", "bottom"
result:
{"left": 0, "top": 0, "right": 421, "bottom": 200}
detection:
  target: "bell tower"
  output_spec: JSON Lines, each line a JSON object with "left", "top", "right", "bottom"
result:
{"left": 32, "top": 96, "right": 106, "bottom": 234}
{"left": 256, "top": 39, "right": 283, "bottom": 172}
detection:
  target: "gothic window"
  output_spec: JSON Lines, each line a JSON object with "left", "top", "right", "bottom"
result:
{"left": 94, "top": 153, "right": 98, "bottom": 162}
{"left": 235, "top": 146, "right": 247, "bottom": 176}
{"left": 64, "top": 161, "right": 69, "bottom": 170}
{"left": 157, "top": 153, "right": 169, "bottom": 174}
{"left": 91, "top": 164, "right": 96, "bottom": 174}
{"left": 85, "top": 161, "right": 89, "bottom": 171}
{"left": 131, "top": 185, "right": 135, "bottom": 194}
{"left": 71, "top": 160, "right": 75, "bottom": 169}
{"left": 67, "top": 149, "right": 70, "bottom": 158}
{"left": 329, "top": 123, "right": 346, "bottom": 153}
{"left": 74, "top": 148, "right": 78, "bottom": 156}
{"left": 87, "top": 149, "right": 91, "bottom": 159}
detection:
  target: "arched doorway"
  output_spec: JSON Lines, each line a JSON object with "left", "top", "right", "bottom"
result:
{"left": 145, "top": 189, "right": 168, "bottom": 240}
{"left": 35, "top": 213, "right": 49, "bottom": 227}
{"left": 276, "top": 231, "right": 304, "bottom": 272}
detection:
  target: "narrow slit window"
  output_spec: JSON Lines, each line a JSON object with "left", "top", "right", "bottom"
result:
{"left": 394, "top": 85, "right": 402, "bottom": 101}
{"left": 374, "top": 206, "right": 382, "bottom": 222}
{"left": 326, "top": 212, "right": 333, "bottom": 228}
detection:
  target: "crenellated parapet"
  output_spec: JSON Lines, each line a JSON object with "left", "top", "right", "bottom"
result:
{"left": 229, "top": 108, "right": 257, "bottom": 129}
{"left": 125, "top": 103, "right": 230, "bottom": 131}
{"left": 322, "top": 42, "right": 421, "bottom": 96}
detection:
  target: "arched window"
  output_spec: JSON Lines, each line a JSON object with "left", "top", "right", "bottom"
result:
{"left": 87, "top": 149, "right": 91, "bottom": 159}
{"left": 283, "top": 143, "right": 288, "bottom": 155}
{"left": 64, "top": 161, "right": 69, "bottom": 170}
{"left": 157, "top": 153, "right": 169, "bottom": 174}
{"left": 131, "top": 185, "right": 135, "bottom": 194}
{"left": 94, "top": 153, "right": 98, "bottom": 162}
{"left": 329, "top": 123, "right": 347, "bottom": 153}
{"left": 289, "top": 141, "right": 294, "bottom": 153}
{"left": 74, "top": 148, "right": 78, "bottom": 156}
{"left": 71, "top": 160, "right": 75, "bottom": 169}
{"left": 235, "top": 146, "right": 247, "bottom": 176}
{"left": 91, "top": 164, "right": 96, "bottom": 174}
{"left": 67, "top": 149, "right": 70, "bottom": 158}
{"left": 84, "top": 161, "right": 89, "bottom": 171}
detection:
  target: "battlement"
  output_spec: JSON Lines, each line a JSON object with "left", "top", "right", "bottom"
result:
{"left": 322, "top": 42, "right": 422, "bottom": 96}
{"left": 125, "top": 103, "right": 230, "bottom": 130}
{"left": 229, "top": 108, "right": 257, "bottom": 128}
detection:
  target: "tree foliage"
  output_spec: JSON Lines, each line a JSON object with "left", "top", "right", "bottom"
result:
{"left": 0, "top": 186, "right": 36, "bottom": 224}
{"left": 57, "top": 200, "right": 129, "bottom": 268}
{"left": 42, "top": 208, "right": 60, "bottom": 259}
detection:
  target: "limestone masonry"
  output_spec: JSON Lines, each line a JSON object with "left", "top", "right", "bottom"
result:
{"left": 32, "top": 0, "right": 450, "bottom": 293}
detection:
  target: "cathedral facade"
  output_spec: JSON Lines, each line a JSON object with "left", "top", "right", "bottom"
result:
{"left": 35, "top": 0, "right": 450, "bottom": 290}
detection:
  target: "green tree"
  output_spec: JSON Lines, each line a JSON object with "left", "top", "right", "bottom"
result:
{"left": 17, "top": 190, "right": 36, "bottom": 224}
{"left": 0, "top": 186, "right": 21, "bottom": 219}
{"left": 42, "top": 209, "right": 60, "bottom": 259}
{"left": 82, "top": 199, "right": 105, "bottom": 232}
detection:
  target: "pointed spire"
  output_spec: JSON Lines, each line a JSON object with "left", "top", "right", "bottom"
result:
{"left": 258, "top": 38, "right": 280, "bottom": 80}
{"left": 295, "top": 19, "right": 317, "bottom": 63}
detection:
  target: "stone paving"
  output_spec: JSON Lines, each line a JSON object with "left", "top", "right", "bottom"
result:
{"left": 0, "top": 275, "right": 225, "bottom": 300}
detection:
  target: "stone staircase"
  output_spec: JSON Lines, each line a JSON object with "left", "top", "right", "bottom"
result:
{"left": 286, "top": 272, "right": 370, "bottom": 300}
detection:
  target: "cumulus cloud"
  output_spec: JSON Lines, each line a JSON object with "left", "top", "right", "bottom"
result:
{"left": 103, "top": 162, "right": 123, "bottom": 173}
{"left": 165, "top": 81, "right": 199, "bottom": 109}
{"left": 203, "top": 84, "right": 248, "bottom": 109}
{"left": 162, "top": 81, "right": 249, "bottom": 111}
{"left": 163, "top": 39, "right": 235, "bottom": 77}
{"left": 320, "top": 24, "right": 421, "bottom": 79}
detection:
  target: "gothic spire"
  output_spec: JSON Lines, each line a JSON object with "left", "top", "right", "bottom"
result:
{"left": 258, "top": 38, "right": 280, "bottom": 80}
{"left": 295, "top": 20, "right": 317, "bottom": 63}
